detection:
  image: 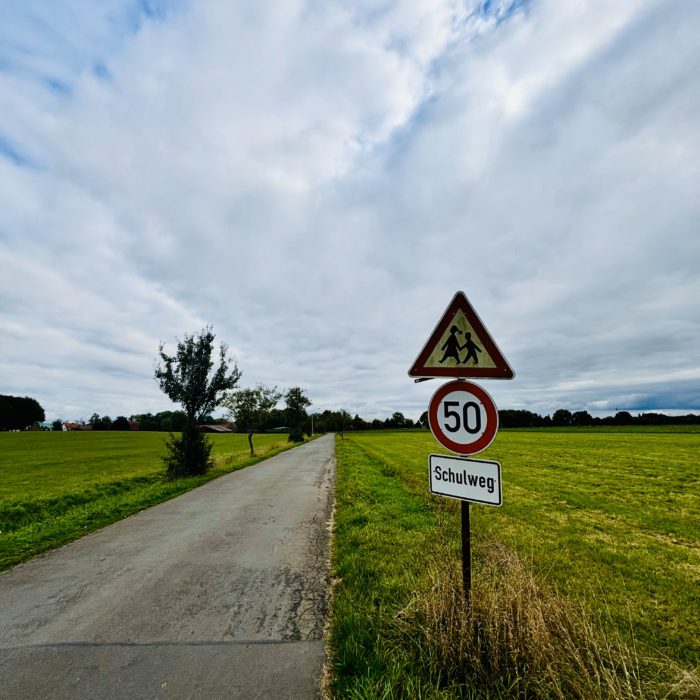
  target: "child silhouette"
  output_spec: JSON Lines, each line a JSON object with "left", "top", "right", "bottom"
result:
{"left": 439, "top": 325, "right": 463, "bottom": 364}
{"left": 460, "top": 332, "right": 482, "bottom": 365}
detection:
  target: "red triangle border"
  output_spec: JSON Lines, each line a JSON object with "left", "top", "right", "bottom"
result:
{"left": 408, "top": 292, "right": 515, "bottom": 379}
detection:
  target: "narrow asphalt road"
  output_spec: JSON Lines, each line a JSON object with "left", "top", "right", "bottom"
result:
{"left": 0, "top": 434, "right": 336, "bottom": 700}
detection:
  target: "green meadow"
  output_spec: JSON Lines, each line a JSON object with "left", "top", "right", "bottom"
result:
{"left": 330, "top": 428, "right": 700, "bottom": 698}
{"left": 0, "top": 431, "right": 293, "bottom": 571}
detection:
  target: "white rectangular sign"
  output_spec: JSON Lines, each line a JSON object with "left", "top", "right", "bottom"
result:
{"left": 429, "top": 454, "right": 502, "bottom": 506}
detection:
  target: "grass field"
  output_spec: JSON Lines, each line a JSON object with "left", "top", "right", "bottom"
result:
{"left": 0, "top": 431, "right": 295, "bottom": 571}
{"left": 330, "top": 428, "right": 700, "bottom": 698}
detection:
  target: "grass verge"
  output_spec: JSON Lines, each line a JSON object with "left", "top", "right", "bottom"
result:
{"left": 329, "top": 435, "right": 700, "bottom": 699}
{"left": 349, "top": 429, "right": 700, "bottom": 664}
{"left": 0, "top": 432, "right": 307, "bottom": 571}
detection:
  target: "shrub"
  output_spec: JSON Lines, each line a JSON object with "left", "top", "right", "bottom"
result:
{"left": 288, "top": 427, "right": 304, "bottom": 443}
{"left": 162, "top": 423, "right": 213, "bottom": 479}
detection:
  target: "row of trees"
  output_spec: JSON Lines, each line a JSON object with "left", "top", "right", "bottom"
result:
{"left": 153, "top": 329, "right": 314, "bottom": 477}
{"left": 85, "top": 414, "right": 131, "bottom": 431}
{"left": 498, "top": 409, "right": 700, "bottom": 428}
{"left": 294, "top": 407, "right": 700, "bottom": 433}
{"left": 222, "top": 385, "right": 311, "bottom": 454}
{"left": 83, "top": 406, "right": 700, "bottom": 436}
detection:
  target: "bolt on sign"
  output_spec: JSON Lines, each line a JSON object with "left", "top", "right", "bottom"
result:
{"left": 410, "top": 292, "right": 514, "bottom": 598}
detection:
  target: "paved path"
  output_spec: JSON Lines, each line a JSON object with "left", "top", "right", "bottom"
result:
{"left": 0, "top": 434, "right": 336, "bottom": 700}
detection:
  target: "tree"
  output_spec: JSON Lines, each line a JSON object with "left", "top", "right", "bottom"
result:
{"left": 223, "top": 384, "right": 282, "bottom": 456}
{"left": 130, "top": 412, "right": 159, "bottom": 431}
{"left": 552, "top": 409, "right": 573, "bottom": 427}
{"left": 571, "top": 411, "right": 593, "bottom": 427}
{"left": 93, "top": 416, "right": 112, "bottom": 431}
{"left": 285, "top": 387, "right": 311, "bottom": 443}
{"left": 353, "top": 414, "right": 368, "bottom": 431}
{"left": 170, "top": 410, "right": 187, "bottom": 431}
{"left": 112, "top": 416, "right": 131, "bottom": 431}
{"left": 336, "top": 409, "right": 352, "bottom": 439}
{"left": 419, "top": 410, "right": 429, "bottom": 428}
{"left": 0, "top": 395, "right": 44, "bottom": 431}
{"left": 498, "top": 409, "right": 543, "bottom": 428}
{"left": 15, "top": 397, "right": 45, "bottom": 430}
{"left": 391, "top": 412, "right": 406, "bottom": 428}
{"left": 614, "top": 411, "right": 634, "bottom": 426}
{"left": 154, "top": 327, "right": 241, "bottom": 477}
{"left": 52, "top": 419, "right": 63, "bottom": 431}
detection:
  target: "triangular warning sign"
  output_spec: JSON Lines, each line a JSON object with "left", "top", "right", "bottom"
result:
{"left": 409, "top": 292, "right": 515, "bottom": 379}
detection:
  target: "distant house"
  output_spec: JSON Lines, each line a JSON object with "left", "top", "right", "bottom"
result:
{"left": 79, "top": 424, "right": 93, "bottom": 431}
{"left": 128, "top": 421, "right": 139, "bottom": 431}
{"left": 29, "top": 421, "right": 53, "bottom": 431}
{"left": 224, "top": 422, "right": 237, "bottom": 432}
{"left": 63, "top": 422, "right": 80, "bottom": 431}
{"left": 199, "top": 424, "right": 235, "bottom": 434}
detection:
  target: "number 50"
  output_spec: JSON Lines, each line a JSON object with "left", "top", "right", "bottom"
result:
{"left": 443, "top": 401, "right": 481, "bottom": 434}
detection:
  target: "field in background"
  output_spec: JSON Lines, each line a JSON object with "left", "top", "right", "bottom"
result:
{"left": 330, "top": 428, "right": 700, "bottom": 698}
{"left": 0, "top": 431, "right": 292, "bottom": 571}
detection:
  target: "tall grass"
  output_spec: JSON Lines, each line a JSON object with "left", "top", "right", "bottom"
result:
{"left": 389, "top": 535, "right": 700, "bottom": 699}
{"left": 397, "top": 538, "right": 645, "bottom": 699}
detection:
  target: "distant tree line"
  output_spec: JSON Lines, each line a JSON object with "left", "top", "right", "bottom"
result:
{"left": 3, "top": 391, "right": 698, "bottom": 435}
{"left": 128, "top": 411, "right": 189, "bottom": 432}
{"left": 309, "top": 408, "right": 700, "bottom": 432}
{"left": 309, "top": 410, "right": 424, "bottom": 435}
{"left": 61, "top": 408, "right": 700, "bottom": 433}
{"left": 497, "top": 409, "right": 700, "bottom": 428}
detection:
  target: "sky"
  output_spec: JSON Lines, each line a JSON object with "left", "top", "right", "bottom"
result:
{"left": 0, "top": 0, "right": 698, "bottom": 422}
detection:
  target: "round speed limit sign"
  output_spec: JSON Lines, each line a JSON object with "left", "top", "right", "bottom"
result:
{"left": 428, "top": 380, "right": 499, "bottom": 455}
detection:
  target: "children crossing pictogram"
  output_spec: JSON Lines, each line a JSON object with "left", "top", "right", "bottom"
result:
{"left": 409, "top": 291, "right": 514, "bottom": 379}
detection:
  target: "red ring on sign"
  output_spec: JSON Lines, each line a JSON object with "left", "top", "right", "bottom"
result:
{"left": 428, "top": 380, "right": 499, "bottom": 455}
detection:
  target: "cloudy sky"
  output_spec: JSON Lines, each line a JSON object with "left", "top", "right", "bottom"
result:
{"left": 1, "top": 0, "right": 698, "bottom": 422}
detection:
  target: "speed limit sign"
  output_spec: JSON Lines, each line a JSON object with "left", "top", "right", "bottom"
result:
{"left": 428, "top": 380, "right": 499, "bottom": 455}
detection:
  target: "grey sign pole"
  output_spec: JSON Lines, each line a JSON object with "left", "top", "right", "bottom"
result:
{"left": 461, "top": 463, "right": 472, "bottom": 601}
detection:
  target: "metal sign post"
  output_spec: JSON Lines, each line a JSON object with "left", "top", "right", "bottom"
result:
{"left": 461, "top": 500, "right": 471, "bottom": 598}
{"left": 428, "top": 452, "right": 502, "bottom": 598}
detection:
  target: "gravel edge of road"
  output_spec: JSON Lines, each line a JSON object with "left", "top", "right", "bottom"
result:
{"left": 320, "top": 435, "right": 338, "bottom": 700}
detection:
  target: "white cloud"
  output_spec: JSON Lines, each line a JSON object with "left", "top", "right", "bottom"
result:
{"left": 0, "top": 0, "right": 698, "bottom": 421}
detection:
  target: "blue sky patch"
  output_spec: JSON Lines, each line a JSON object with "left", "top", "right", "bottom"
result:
{"left": 0, "top": 135, "right": 33, "bottom": 168}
